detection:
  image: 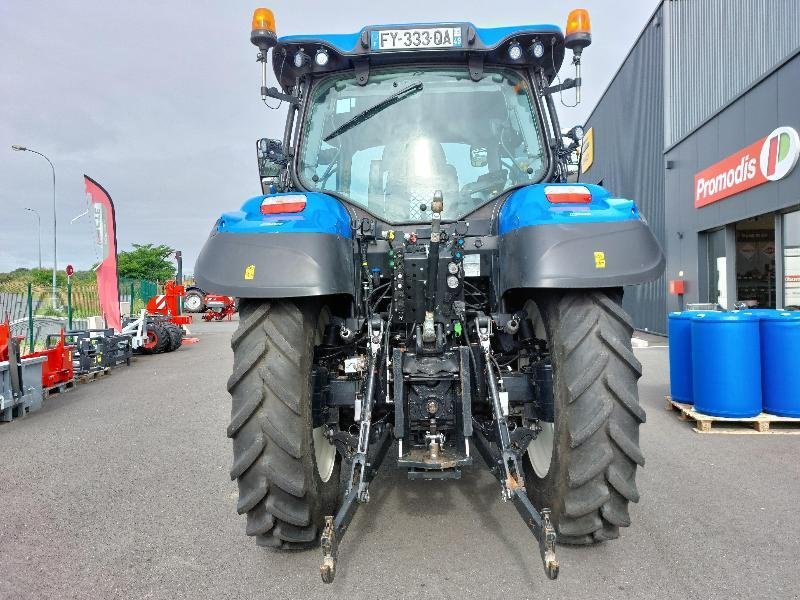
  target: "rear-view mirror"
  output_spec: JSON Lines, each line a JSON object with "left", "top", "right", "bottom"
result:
{"left": 470, "top": 146, "right": 488, "bottom": 168}
{"left": 257, "top": 138, "right": 287, "bottom": 193}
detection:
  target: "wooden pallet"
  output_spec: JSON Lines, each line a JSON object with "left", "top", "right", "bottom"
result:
{"left": 76, "top": 367, "right": 111, "bottom": 384}
{"left": 665, "top": 396, "right": 800, "bottom": 434}
{"left": 44, "top": 380, "right": 76, "bottom": 397}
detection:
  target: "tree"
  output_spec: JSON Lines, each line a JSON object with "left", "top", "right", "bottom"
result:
{"left": 117, "top": 243, "right": 176, "bottom": 281}
{"left": 30, "top": 268, "right": 67, "bottom": 286}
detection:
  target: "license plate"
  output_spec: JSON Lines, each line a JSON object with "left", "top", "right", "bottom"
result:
{"left": 370, "top": 27, "right": 463, "bottom": 51}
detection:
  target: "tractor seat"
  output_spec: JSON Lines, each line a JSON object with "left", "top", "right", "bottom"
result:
{"left": 372, "top": 138, "right": 459, "bottom": 221}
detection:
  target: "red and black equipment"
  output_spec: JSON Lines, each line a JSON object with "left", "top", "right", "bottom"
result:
{"left": 1, "top": 321, "right": 75, "bottom": 390}
{"left": 28, "top": 330, "right": 74, "bottom": 387}
{"left": 202, "top": 294, "right": 237, "bottom": 321}
{"left": 146, "top": 281, "right": 192, "bottom": 326}
{"left": 0, "top": 320, "right": 10, "bottom": 363}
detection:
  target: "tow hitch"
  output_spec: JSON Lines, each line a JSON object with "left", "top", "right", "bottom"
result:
{"left": 320, "top": 317, "right": 391, "bottom": 584}
{"left": 473, "top": 316, "right": 559, "bottom": 580}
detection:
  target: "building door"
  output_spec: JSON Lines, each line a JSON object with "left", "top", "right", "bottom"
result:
{"left": 701, "top": 228, "right": 727, "bottom": 307}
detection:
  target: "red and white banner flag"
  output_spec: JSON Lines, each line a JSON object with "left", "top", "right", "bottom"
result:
{"left": 84, "top": 175, "right": 122, "bottom": 332}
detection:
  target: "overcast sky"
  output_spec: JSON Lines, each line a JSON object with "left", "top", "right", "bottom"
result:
{"left": 0, "top": 0, "right": 661, "bottom": 274}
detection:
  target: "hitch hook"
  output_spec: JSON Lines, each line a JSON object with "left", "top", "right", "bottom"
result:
{"left": 540, "top": 508, "right": 560, "bottom": 580}
{"left": 320, "top": 516, "right": 338, "bottom": 583}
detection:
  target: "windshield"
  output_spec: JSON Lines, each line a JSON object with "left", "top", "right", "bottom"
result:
{"left": 298, "top": 67, "right": 547, "bottom": 223}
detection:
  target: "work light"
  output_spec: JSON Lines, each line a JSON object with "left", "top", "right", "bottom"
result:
{"left": 315, "top": 49, "right": 330, "bottom": 67}
{"left": 294, "top": 51, "right": 309, "bottom": 68}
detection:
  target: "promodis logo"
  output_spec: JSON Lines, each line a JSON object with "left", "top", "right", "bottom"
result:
{"left": 694, "top": 126, "right": 800, "bottom": 208}
{"left": 761, "top": 127, "right": 800, "bottom": 180}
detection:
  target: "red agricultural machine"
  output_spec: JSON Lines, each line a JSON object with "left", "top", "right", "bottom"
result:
{"left": 201, "top": 294, "right": 237, "bottom": 321}
{"left": 168, "top": 252, "right": 237, "bottom": 320}
{"left": 145, "top": 281, "right": 193, "bottom": 328}
{"left": 1, "top": 321, "right": 74, "bottom": 392}
{"left": 181, "top": 284, "right": 237, "bottom": 321}
{"left": 122, "top": 280, "right": 193, "bottom": 354}
{"left": 150, "top": 282, "right": 236, "bottom": 324}
{"left": 0, "top": 321, "right": 12, "bottom": 363}
{"left": 25, "top": 331, "right": 74, "bottom": 388}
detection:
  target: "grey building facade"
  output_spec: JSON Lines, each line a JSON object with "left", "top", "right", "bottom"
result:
{"left": 582, "top": 0, "right": 800, "bottom": 334}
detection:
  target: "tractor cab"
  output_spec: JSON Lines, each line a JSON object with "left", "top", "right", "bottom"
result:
{"left": 253, "top": 13, "right": 591, "bottom": 224}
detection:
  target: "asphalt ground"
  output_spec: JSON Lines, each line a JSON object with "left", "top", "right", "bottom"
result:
{"left": 2, "top": 317, "right": 798, "bottom": 600}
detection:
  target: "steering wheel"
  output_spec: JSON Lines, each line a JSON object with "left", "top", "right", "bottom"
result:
{"left": 460, "top": 169, "right": 509, "bottom": 203}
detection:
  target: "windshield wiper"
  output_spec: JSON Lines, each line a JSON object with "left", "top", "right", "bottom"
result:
{"left": 323, "top": 82, "right": 423, "bottom": 142}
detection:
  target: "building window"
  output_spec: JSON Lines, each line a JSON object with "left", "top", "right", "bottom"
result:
{"left": 784, "top": 210, "right": 800, "bottom": 308}
{"left": 735, "top": 217, "right": 776, "bottom": 309}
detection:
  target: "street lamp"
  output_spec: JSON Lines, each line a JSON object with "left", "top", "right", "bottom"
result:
{"left": 12, "top": 145, "right": 58, "bottom": 309}
{"left": 24, "top": 207, "right": 42, "bottom": 269}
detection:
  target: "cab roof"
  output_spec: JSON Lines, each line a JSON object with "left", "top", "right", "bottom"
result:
{"left": 272, "top": 22, "right": 565, "bottom": 90}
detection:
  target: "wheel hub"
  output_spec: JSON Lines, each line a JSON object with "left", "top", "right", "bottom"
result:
{"left": 144, "top": 330, "right": 158, "bottom": 349}
{"left": 185, "top": 295, "right": 202, "bottom": 311}
{"left": 313, "top": 426, "right": 336, "bottom": 483}
{"left": 528, "top": 422, "right": 554, "bottom": 478}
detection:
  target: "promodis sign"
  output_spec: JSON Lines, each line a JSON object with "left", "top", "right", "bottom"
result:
{"left": 694, "top": 126, "right": 800, "bottom": 208}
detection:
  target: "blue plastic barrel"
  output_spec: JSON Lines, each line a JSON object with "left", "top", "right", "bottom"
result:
{"left": 668, "top": 312, "right": 694, "bottom": 403}
{"left": 742, "top": 308, "right": 781, "bottom": 320}
{"left": 691, "top": 312, "right": 761, "bottom": 418}
{"left": 760, "top": 311, "right": 800, "bottom": 417}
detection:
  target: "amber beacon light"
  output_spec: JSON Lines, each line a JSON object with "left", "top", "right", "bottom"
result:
{"left": 251, "top": 8, "right": 277, "bottom": 51}
{"left": 565, "top": 9, "right": 591, "bottom": 55}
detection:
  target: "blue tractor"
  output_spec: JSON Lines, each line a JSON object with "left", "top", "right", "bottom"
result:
{"left": 195, "top": 8, "right": 664, "bottom": 583}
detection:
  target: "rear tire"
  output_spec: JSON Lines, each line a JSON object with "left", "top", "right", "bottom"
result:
{"left": 226, "top": 299, "right": 341, "bottom": 549}
{"left": 164, "top": 323, "right": 183, "bottom": 352}
{"left": 154, "top": 322, "right": 171, "bottom": 354}
{"left": 523, "top": 290, "right": 646, "bottom": 544}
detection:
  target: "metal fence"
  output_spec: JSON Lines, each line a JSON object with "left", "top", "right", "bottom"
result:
{"left": 0, "top": 279, "right": 160, "bottom": 353}
{"left": 120, "top": 278, "right": 159, "bottom": 313}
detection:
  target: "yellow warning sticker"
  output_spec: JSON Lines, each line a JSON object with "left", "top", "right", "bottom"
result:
{"left": 580, "top": 127, "right": 594, "bottom": 174}
{"left": 594, "top": 251, "right": 606, "bottom": 269}
{"left": 244, "top": 264, "right": 256, "bottom": 280}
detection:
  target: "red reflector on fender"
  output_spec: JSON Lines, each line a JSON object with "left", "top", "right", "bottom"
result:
{"left": 544, "top": 185, "right": 592, "bottom": 204}
{"left": 260, "top": 194, "right": 307, "bottom": 214}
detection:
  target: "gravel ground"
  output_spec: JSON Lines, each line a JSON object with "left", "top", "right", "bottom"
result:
{"left": 1, "top": 317, "right": 798, "bottom": 600}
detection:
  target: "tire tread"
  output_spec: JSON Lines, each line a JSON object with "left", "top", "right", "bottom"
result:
{"left": 227, "top": 299, "right": 330, "bottom": 550}
{"left": 541, "top": 290, "right": 645, "bottom": 545}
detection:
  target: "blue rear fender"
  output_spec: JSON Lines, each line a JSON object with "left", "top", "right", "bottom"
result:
{"left": 499, "top": 184, "right": 640, "bottom": 231}
{"left": 194, "top": 192, "right": 356, "bottom": 299}
{"left": 218, "top": 192, "right": 352, "bottom": 237}
{"left": 497, "top": 183, "right": 664, "bottom": 291}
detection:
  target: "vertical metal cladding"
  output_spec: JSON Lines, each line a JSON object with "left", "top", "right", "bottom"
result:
{"left": 582, "top": 5, "right": 667, "bottom": 333}
{"left": 664, "top": 0, "right": 800, "bottom": 148}
{"left": 586, "top": 1, "right": 800, "bottom": 330}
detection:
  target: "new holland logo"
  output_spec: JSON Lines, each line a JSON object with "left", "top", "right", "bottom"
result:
{"left": 694, "top": 126, "right": 800, "bottom": 208}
